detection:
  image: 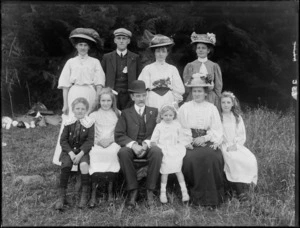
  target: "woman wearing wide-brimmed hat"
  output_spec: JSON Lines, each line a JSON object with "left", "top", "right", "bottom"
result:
{"left": 183, "top": 32, "right": 222, "bottom": 111}
{"left": 53, "top": 28, "right": 105, "bottom": 170}
{"left": 138, "top": 34, "right": 185, "bottom": 110}
{"left": 178, "top": 74, "right": 225, "bottom": 210}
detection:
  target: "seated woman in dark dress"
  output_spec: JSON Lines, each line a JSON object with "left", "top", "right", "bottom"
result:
{"left": 177, "top": 73, "right": 225, "bottom": 210}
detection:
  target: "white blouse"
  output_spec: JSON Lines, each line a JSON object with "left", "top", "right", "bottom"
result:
{"left": 222, "top": 112, "right": 246, "bottom": 147}
{"left": 178, "top": 100, "right": 223, "bottom": 145}
{"left": 58, "top": 55, "right": 105, "bottom": 89}
{"left": 89, "top": 109, "right": 118, "bottom": 145}
{"left": 138, "top": 62, "right": 185, "bottom": 98}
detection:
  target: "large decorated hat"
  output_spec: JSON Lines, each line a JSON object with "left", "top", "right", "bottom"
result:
{"left": 185, "top": 73, "right": 213, "bottom": 87}
{"left": 128, "top": 80, "right": 147, "bottom": 93}
{"left": 149, "top": 34, "right": 174, "bottom": 48}
{"left": 69, "top": 28, "right": 100, "bottom": 46}
{"left": 190, "top": 32, "right": 216, "bottom": 46}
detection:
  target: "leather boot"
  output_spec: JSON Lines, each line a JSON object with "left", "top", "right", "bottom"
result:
{"left": 146, "top": 190, "right": 155, "bottom": 209}
{"left": 78, "top": 185, "right": 90, "bottom": 209}
{"left": 55, "top": 188, "right": 66, "bottom": 210}
{"left": 88, "top": 183, "right": 97, "bottom": 208}
{"left": 125, "top": 189, "right": 138, "bottom": 209}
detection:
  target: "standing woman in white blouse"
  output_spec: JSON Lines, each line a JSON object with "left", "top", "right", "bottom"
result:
{"left": 138, "top": 34, "right": 185, "bottom": 110}
{"left": 183, "top": 32, "right": 222, "bottom": 111}
{"left": 178, "top": 74, "right": 225, "bottom": 210}
{"left": 53, "top": 28, "right": 105, "bottom": 167}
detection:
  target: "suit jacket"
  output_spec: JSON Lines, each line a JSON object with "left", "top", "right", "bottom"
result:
{"left": 60, "top": 121, "right": 95, "bottom": 155}
{"left": 101, "top": 50, "right": 142, "bottom": 89}
{"left": 114, "top": 106, "right": 158, "bottom": 147}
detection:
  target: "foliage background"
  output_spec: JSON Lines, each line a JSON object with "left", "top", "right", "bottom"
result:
{"left": 1, "top": 1, "right": 298, "bottom": 115}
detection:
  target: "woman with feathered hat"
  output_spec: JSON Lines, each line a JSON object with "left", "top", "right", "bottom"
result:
{"left": 183, "top": 32, "right": 223, "bottom": 112}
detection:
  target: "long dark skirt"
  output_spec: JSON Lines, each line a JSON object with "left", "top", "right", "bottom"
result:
{"left": 182, "top": 143, "right": 225, "bottom": 206}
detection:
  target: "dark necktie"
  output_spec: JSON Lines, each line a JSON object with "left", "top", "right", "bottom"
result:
{"left": 73, "top": 120, "right": 81, "bottom": 142}
{"left": 120, "top": 53, "right": 123, "bottom": 58}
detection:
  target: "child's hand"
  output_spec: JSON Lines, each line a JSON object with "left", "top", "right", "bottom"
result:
{"left": 227, "top": 144, "right": 237, "bottom": 152}
{"left": 185, "top": 144, "right": 194, "bottom": 149}
{"left": 68, "top": 151, "right": 76, "bottom": 161}
{"left": 209, "top": 143, "right": 218, "bottom": 150}
{"left": 73, "top": 151, "right": 84, "bottom": 165}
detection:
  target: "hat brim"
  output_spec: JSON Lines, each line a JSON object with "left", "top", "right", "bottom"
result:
{"left": 128, "top": 89, "right": 147, "bottom": 93}
{"left": 149, "top": 42, "right": 174, "bottom": 48}
{"left": 69, "top": 34, "right": 97, "bottom": 43}
{"left": 185, "top": 83, "right": 213, "bottom": 87}
{"left": 114, "top": 33, "right": 131, "bottom": 38}
{"left": 191, "top": 40, "right": 215, "bottom": 46}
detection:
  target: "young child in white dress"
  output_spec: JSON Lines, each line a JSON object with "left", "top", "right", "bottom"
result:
{"left": 220, "top": 91, "right": 258, "bottom": 201}
{"left": 88, "top": 87, "right": 121, "bottom": 207}
{"left": 150, "top": 104, "right": 193, "bottom": 203}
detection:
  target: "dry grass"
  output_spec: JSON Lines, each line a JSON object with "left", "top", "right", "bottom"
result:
{"left": 1, "top": 106, "right": 296, "bottom": 226}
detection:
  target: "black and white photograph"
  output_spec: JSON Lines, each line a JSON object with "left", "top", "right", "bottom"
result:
{"left": 1, "top": 1, "right": 298, "bottom": 226}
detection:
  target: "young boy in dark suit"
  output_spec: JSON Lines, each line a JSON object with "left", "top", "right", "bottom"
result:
{"left": 55, "top": 97, "right": 95, "bottom": 210}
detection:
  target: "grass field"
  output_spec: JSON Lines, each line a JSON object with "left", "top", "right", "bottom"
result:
{"left": 1, "top": 106, "right": 296, "bottom": 226}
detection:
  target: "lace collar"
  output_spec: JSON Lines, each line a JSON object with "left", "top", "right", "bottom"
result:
{"left": 197, "top": 57, "right": 208, "bottom": 63}
{"left": 64, "top": 115, "right": 94, "bottom": 128}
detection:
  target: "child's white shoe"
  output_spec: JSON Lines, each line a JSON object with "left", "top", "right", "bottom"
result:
{"left": 182, "top": 191, "right": 190, "bottom": 202}
{"left": 160, "top": 191, "right": 168, "bottom": 204}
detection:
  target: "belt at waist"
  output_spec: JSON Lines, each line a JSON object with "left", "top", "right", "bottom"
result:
{"left": 150, "top": 87, "right": 170, "bottom": 96}
{"left": 191, "top": 129, "right": 207, "bottom": 138}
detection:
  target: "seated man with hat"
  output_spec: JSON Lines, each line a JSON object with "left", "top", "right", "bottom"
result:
{"left": 101, "top": 28, "right": 142, "bottom": 110}
{"left": 115, "top": 80, "right": 163, "bottom": 209}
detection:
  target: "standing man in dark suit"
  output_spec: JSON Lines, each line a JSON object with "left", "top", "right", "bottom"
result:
{"left": 101, "top": 28, "right": 142, "bottom": 110}
{"left": 115, "top": 80, "right": 163, "bottom": 209}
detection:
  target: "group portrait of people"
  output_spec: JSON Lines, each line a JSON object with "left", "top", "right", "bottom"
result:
{"left": 52, "top": 27, "right": 258, "bottom": 211}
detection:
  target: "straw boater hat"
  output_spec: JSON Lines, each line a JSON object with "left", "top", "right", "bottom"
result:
{"left": 185, "top": 73, "right": 213, "bottom": 87}
{"left": 190, "top": 32, "right": 216, "bottom": 46}
{"left": 69, "top": 28, "right": 100, "bottom": 46}
{"left": 149, "top": 34, "right": 174, "bottom": 48}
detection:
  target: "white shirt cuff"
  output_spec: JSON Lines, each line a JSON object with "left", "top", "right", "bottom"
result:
{"left": 126, "top": 141, "right": 137, "bottom": 149}
{"left": 143, "top": 140, "right": 151, "bottom": 148}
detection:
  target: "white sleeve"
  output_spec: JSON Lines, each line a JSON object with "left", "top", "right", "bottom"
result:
{"left": 234, "top": 116, "right": 246, "bottom": 146}
{"left": 138, "top": 65, "right": 151, "bottom": 89}
{"left": 177, "top": 105, "right": 193, "bottom": 144}
{"left": 58, "top": 60, "right": 72, "bottom": 89}
{"left": 93, "top": 59, "right": 105, "bottom": 86}
{"left": 205, "top": 105, "right": 223, "bottom": 145}
{"left": 150, "top": 125, "right": 160, "bottom": 144}
{"left": 171, "top": 66, "right": 185, "bottom": 101}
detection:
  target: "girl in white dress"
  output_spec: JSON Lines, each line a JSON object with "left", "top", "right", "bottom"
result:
{"left": 220, "top": 91, "right": 258, "bottom": 201}
{"left": 138, "top": 34, "right": 185, "bottom": 111}
{"left": 88, "top": 87, "right": 121, "bottom": 207}
{"left": 53, "top": 28, "right": 105, "bottom": 169}
{"left": 150, "top": 104, "right": 192, "bottom": 203}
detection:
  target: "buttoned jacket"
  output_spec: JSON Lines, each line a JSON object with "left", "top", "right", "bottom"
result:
{"left": 101, "top": 50, "right": 142, "bottom": 89}
{"left": 60, "top": 121, "right": 95, "bottom": 155}
{"left": 114, "top": 105, "right": 158, "bottom": 147}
